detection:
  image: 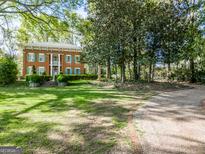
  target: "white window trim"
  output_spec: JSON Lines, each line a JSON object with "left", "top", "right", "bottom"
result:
{"left": 38, "top": 66, "right": 45, "bottom": 75}
{"left": 75, "top": 55, "right": 80, "bottom": 64}
{"left": 66, "top": 55, "right": 71, "bottom": 63}
{"left": 27, "top": 66, "right": 32, "bottom": 75}
{"left": 75, "top": 68, "right": 80, "bottom": 75}
{"left": 65, "top": 67, "right": 71, "bottom": 74}
{"left": 28, "top": 53, "right": 35, "bottom": 62}
{"left": 39, "top": 53, "right": 45, "bottom": 62}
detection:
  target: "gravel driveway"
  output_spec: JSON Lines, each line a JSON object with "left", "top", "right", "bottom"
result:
{"left": 135, "top": 85, "right": 205, "bottom": 154}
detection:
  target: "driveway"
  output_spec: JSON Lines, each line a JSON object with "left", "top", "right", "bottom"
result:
{"left": 135, "top": 85, "right": 205, "bottom": 154}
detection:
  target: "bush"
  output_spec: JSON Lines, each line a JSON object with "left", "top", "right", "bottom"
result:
{"left": 26, "top": 75, "right": 51, "bottom": 84}
{"left": 43, "top": 75, "right": 52, "bottom": 81}
{"left": 0, "top": 57, "right": 18, "bottom": 85}
{"left": 56, "top": 74, "right": 98, "bottom": 81}
{"left": 57, "top": 74, "right": 68, "bottom": 83}
{"left": 195, "top": 71, "right": 205, "bottom": 83}
{"left": 26, "top": 75, "right": 43, "bottom": 83}
{"left": 174, "top": 68, "right": 191, "bottom": 82}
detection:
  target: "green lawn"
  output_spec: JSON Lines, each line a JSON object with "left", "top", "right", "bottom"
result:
{"left": 0, "top": 80, "right": 153, "bottom": 154}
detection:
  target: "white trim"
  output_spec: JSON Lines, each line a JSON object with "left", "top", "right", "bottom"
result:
{"left": 75, "top": 68, "right": 81, "bottom": 75}
{"left": 38, "top": 66, "right": 45, "bottom": 75}
{"left": 38, "top": 53, "right": 45, "bottom": 62}
{"left": 65, "top": 67, "right": 71, "bottom": 75}
{"left": 75, "top": 55, "right": 80, "bottom": 64}
{"left": 28, "top": 53, "right": 35, "bottom": 62}
{"left": 27, "top": 66, "right": 32, "bottom": 75}
{"left": 25, "top": 42, "right": 81, "bottom": 51}
{"left": 65, "top": 55, "right": 71, "bottom": 63}
{"left": 50, "top": 53, "right": 53, "bottom": 76}
{"left": 58, "top": 54, "right": 61, "bottom": 74}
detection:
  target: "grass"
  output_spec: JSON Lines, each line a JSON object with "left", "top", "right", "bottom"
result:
{"left": 0, "top": 80, "right": 154, "bottom": 154}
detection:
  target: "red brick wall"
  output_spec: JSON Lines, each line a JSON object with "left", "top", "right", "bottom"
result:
{"left": 23, "top": 49, "right": 85, "bottom": 76}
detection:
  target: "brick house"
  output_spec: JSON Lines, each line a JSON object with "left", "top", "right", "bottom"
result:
{"left": 23, "top": 42, "right": 85, "bottom": 76}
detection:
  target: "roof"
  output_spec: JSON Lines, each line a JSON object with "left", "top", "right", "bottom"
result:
{"left": 24, "top": 42, "right": 81, "bottom": 51}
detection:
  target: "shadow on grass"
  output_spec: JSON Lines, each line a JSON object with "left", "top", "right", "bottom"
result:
{"left": 0, "top": 81, "right": 144, "bottom": 153}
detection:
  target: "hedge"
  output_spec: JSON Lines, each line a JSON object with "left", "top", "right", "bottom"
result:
{"left": 55, "top": 74, "right": 98, "bottom": 81}
{"left": 26, "top": 75, "right": 52, "bottom": 84}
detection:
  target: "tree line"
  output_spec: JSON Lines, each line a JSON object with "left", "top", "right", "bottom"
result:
{"left": 81, "top": 0, "right": 205, "bottom": 83}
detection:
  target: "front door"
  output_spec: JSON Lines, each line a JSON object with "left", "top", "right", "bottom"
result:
{"left": 53, "top": 67, "right": 58, "bottom": 76}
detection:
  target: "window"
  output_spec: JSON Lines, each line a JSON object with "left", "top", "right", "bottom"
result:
{"left": 65, "top": 67, "right": 72, "bottom": 75}
{"left": 38, "top": 67, "right": 45, "bottom": 75}
{"left": 27, "top": 53, "right": 35, "bottom": 62}
{"left": 75, "top": 68, "right": 81, "bottom": 75}
{"left": 39, "top": 53, "right": 45, "bottom": 62}
{"left": 65, "top": 55, "right": 71, "bottom": 63}
{"left": 75, "top": 55, "right": 80, "bottom": 63}
{"left": 26, "top": 66, "right": 32, "bottom": 75}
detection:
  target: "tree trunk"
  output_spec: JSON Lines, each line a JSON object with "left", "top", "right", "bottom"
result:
{"left": 97, "top": 64, "right": 102, "bottom": 81}
{"left": 137, "top": 63, "right": 141, "bottom": 80}
{"left": 106, "top": 57, "right": 111, "bottom": 79}
{"left": 148, "top": 62, "right": 152, "bottom": 82}
{"left": 190, "top": 58, "right": 196, "bottom": 83}
{"left": 152, "top": 64, "right": 155, "bottom": 81}
{"left": 121, "top": 62, "right": 126, "bottom": 83}
{"left": 133, "top": 48, "right": 138, "bottom": 81}
{"left": 128, "top": 62, "right": 132, "bottom": 81}
{"left": 115, "top": 64, "right": 118, "bottom": 83}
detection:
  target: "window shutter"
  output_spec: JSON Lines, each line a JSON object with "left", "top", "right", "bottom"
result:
{"left": 70, "top": 56, "right": 72, "bottom": 63}
{"left": 74, "top": 56, "right": 76, "bottom": 63}
{"left": 34, "top": 53, "right": 36, "bottom": 62}
{"left": 70, "top": 68, "right": 72, "bottom": 74}
{"left": 27, "top": 54, "right": 29, "bottom": 62}
{"left": 37, "top": 67, "right": 39, "bottom": 75}
{"left": 79, "top": 69, "right": 81, "bottom": 75}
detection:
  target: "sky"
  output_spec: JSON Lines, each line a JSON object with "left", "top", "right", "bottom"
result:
{"left": 75, "top": 6, "right": 88, "bottom": 18}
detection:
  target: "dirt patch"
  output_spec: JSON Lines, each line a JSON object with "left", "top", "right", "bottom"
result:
{"left": 91, "top": 81, "right": 193, "bottom": 92}
{"left": 201, "top": 99, "right": 205, "bottom": 108}
{"left": 128, "top": 111, "right": 142, "bottom": 154}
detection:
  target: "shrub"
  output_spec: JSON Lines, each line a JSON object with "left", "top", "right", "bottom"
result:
{"left": 26, "top": 75, "right": 43, "bottom": 83}
{"left": 26, "top": 75, "right": 51, "bottom": 83}
{"left": 32, "top": 65, "right": 37, "bottom": 74}
{"left": 56, "top": 74, "right": 98, "bottom": 81}
{"left": 43, "top": 75, "right": 52, "bottom": 81}
{"left": 195, "top": 71, "right": 205, "bottom": 83}
{"left": 57, "top": 74, "right": 68, "bottom": 83}
{"left": 0, "top": 57, "right": 18, "bottom": 85}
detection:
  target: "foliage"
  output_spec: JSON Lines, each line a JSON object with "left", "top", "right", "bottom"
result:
{"left": 26, "top": 75, "right": 43, "bottom": 84}
{"left": 57, "top": 74, "right": 68, "bottom": 83}
{"left": 0, "top": 57, "right": 18, "bottom": 85}
{"left": 26, "top": 75, "right": 51, "bottom": 84}
{"left": 58, "top": 74, "right": 98, "bottom": 81}
{"left": 32, "top": 65, "right": 37, "bottom": 75}
{"left": 83, "top": 0, "right": 205, "bottom": 83}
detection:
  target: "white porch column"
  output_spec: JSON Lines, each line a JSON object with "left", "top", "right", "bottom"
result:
{"left": 50, "top": 53, "right": 53, "bottom": 76}
{"left": 58, "top": 54, "right": 61, "bottom": 74}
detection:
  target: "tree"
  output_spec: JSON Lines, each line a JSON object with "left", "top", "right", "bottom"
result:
{"left": 0, "top": 56, "right": 18, "bottom": 85}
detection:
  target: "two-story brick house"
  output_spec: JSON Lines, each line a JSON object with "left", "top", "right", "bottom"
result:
{"left": 23, "top": 42, "right": 85, "bottom": 76}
